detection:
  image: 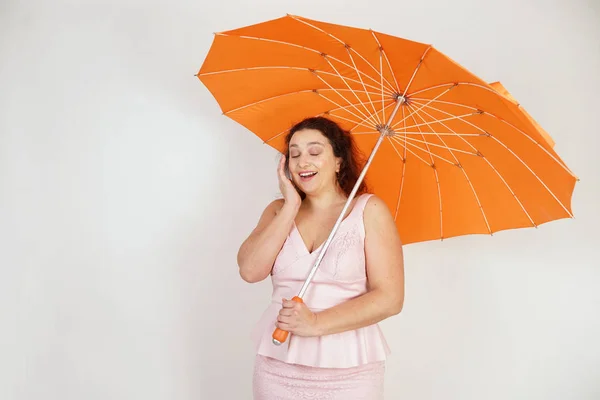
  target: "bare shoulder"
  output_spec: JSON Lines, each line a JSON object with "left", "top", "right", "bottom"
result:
{"left": 363, "top": 195, "right": 394, "bottom": 223}
{"left": 262, "top": 197, "right": 290, "bottom": 220}
{"left": 270, "top": 198, "right": 286, "bottom": 214}
{"left": 248, "top": 198, "right": 286, "bottom": 234}
{"left": 258, "top": 198, "right": 285, "bottom": 219}
{"left": 363, "top": 195, "right": 401, "bottom": 241}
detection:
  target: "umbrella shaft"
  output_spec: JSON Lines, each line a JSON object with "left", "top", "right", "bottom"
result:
{"left": 297, "top": 99, "right": 404, "bottom": 298}
{"left": 297, "top": 131, "right": 385, "bottom": 298}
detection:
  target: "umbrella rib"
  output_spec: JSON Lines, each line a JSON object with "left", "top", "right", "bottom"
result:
{"left": 411, "top": 96, "right": 578, "bottom": 185}
{"left": 370, "top": 31, "right": 401, "bottom": 94}
{"left": 320, "top": 57, "right": 379, "bottom": 124}
{"left": 326, "top": 111, "right": 376, "bottom": 131}
{"left": 402, "top": 46, "right": 432, "bottom": 97}
{"left": 408, "top": 82, "right": 457, "bottom": 97}
{"left": 407, "top": 104, "right": 493, "bottom": 234}
{"left": 223, "top": 88, "right": 393, "bottom": 114}
{"left": 408, "top": 81, "right": 507, "bottom": 98}
{"left": 372, "top": 32, "right": 388, "bottom": 122}
{"left": 200, "top": 65, "right": 394, "bottom": 96}
{"left": 344, "top": 46, "right": 381, "bottom": 124}
{"left": 404, "top": 106, "right": 479, "bottom": 156}
{"left": 406, "top": 104, "right": 438, "bottom": 166}
{"left": 411, "top": 81, "right": 574, "bottom": 177}
{"left": 224, "top": 89, "right": 311, "bottom": 114}
{"left": 215, "top": 33, "right": 396, "bottom": 94}
{"left": 328, "top": 99, "right": 392, "bottom": 118}
{"left": 318, "top": 70, "right": 393, "bottom": 96}
{"left": 400, "top": 134, "right": 479, "bottom": 156}
{"left": 410, "top": 98, "right": 535, "bottom": 225}
{"left": 350, "top": 101, "right": 397, "bottom": 132}
{"left": 289, "top": 16, "right": 399, "bottom": 94}
{"left": 386, "top": 136, "right": 407, "bottom": 222}
{"left": 380, "top": 49, "right": 386, "bottom": 122}
{"left": 389, "top": 137, "right": 431, "bottom": 165}
{"left": 410, "top": 97, "right": 578, "bottom": 179}
{"left": 489, "top": 135, "right": 573, "bottom": 217}
{"left": 396, "top": 106, "right": 408, "bottom": 220}
{"left": 262, "top": 98, "right": 384, "bottom": 145}
{"left": 315, "top": 80, "right": 379, "bottom": 127}
{"left": 353, "top": 131, "right": 484, "bottom": 136}
{"left": 325, "top": 98, "right": 393, "bottom": 130}
{"left": 405, "top": 104, "right": 443, "bottom": 238}
{"left": 389, "top": 136, "right": 457, "bottom": 166}
{"left": 398, "top": 112, "right": 479, "bottom": 131}
{"left": 393, "top": 85, "right": 456, "bottom": 128}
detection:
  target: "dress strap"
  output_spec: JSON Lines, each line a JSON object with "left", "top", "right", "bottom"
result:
{"left": 354, "top": 193, "right": 374, "bottom": 215}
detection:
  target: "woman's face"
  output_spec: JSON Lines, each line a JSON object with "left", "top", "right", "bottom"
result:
{"left": 288, "top": 128, "right": 341, "bottom": 197}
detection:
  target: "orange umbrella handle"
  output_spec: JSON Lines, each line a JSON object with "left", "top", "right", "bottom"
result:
{"left": 272, "top": 296, "right": 303, "bottom": 345}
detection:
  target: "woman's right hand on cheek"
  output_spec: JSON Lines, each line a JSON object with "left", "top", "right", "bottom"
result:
{"left": 278, "top": 155, "right": 301, "bottom": 210}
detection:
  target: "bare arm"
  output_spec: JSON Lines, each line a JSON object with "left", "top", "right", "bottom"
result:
{"left": 237, "top": 155, "right": 301, "bottom": 283}
{"left": 312, "top": 195, "right": 405, "bottom": 335}
{"left": 237, "top": 199, "right": 299, "bottom": 283}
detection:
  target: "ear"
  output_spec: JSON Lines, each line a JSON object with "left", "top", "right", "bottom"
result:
{"left": 335, "top": 157, "right": 342, "bottom": 173}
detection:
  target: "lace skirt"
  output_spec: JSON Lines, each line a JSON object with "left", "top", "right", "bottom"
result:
{"left": 252, "top": 355, "right": 385, "bottom": 400}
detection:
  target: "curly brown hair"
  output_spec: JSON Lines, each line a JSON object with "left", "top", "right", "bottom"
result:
{"left": 284, "top": 117, "right": 368, "bottom": 199}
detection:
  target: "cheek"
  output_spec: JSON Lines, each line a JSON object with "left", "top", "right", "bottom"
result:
{"left": 316, "top": 156, "right": 335, "bottom": 171}
{"left": 312, "top": 158, "right": 325, "bottom": 169}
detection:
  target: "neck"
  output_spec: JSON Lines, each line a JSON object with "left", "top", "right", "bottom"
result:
{"left": 303, "top": 186, "right": 347, "bottom": 210}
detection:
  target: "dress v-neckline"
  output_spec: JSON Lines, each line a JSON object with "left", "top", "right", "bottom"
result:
{"left": 292, "top": 195, "right": 363, "bottom": 256}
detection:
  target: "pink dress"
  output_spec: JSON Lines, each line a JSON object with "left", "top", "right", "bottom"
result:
{"left": 251, "top": 193, "right": 391, "bottom": 399}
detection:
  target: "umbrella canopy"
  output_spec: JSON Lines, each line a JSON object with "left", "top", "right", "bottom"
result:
{"left": 197, "top": 14, "right": 577, "bottom": 245}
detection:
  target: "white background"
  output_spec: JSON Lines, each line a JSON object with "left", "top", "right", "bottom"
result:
{"left": 1, "top": 0, "right": 599, "bottom": 399}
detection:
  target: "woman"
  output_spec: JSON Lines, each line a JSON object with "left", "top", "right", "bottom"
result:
{"left": 237, "top": 117, "right": 405, "bottom": 399}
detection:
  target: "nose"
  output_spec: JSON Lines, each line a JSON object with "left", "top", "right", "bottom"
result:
{"left": 298, "top": 158, "right": 311, "bottom": 169}
{"left": 296, "top": 153, "right": 311, "bottom": 168}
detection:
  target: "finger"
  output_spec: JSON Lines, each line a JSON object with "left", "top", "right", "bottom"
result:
{"left": 277, "top": 314, "right": 293, "bottom": 325}
{"left": 280, "top": 156, "right": 293, "bottom": 181}
{"left": 282, "top": 299, "right": 296, "bottom": 308}
{"left": 276, "top": 321, "right": 292, "bottom": 331}
{"left": 277, "top": 157, "right": 286, "bottom": 179}
{"left": 280, "top": 155, "right": 288, "bottom": 174}
{"left": 278, "top": 308, "right": 294, "bottom": 317}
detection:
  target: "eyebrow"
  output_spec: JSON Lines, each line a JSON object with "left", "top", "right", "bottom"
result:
{"left": 289, "top": 141, "right": 325, "bottom": 148}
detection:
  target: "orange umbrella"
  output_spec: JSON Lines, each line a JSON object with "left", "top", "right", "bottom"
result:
{"left": 197, "top": 15, "right": 578, "bottom": 343}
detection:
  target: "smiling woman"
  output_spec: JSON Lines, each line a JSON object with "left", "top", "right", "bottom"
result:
{"left": 236, "top": 117, "right": 405, "bottom": 400}
{"left": 285, "top": 117, "right": 368, "bottom": 202}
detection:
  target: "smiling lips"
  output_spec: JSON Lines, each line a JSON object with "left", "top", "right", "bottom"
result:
{"left": 298, "top": 171, "right": 318, "bottom": 182}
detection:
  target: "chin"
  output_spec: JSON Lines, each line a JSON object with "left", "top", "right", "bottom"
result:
{"left": 297, "top": 184, "right": 318, "bottom": 196}
{"left": 301, "top": 184, "right": 331, "bottom": 197}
